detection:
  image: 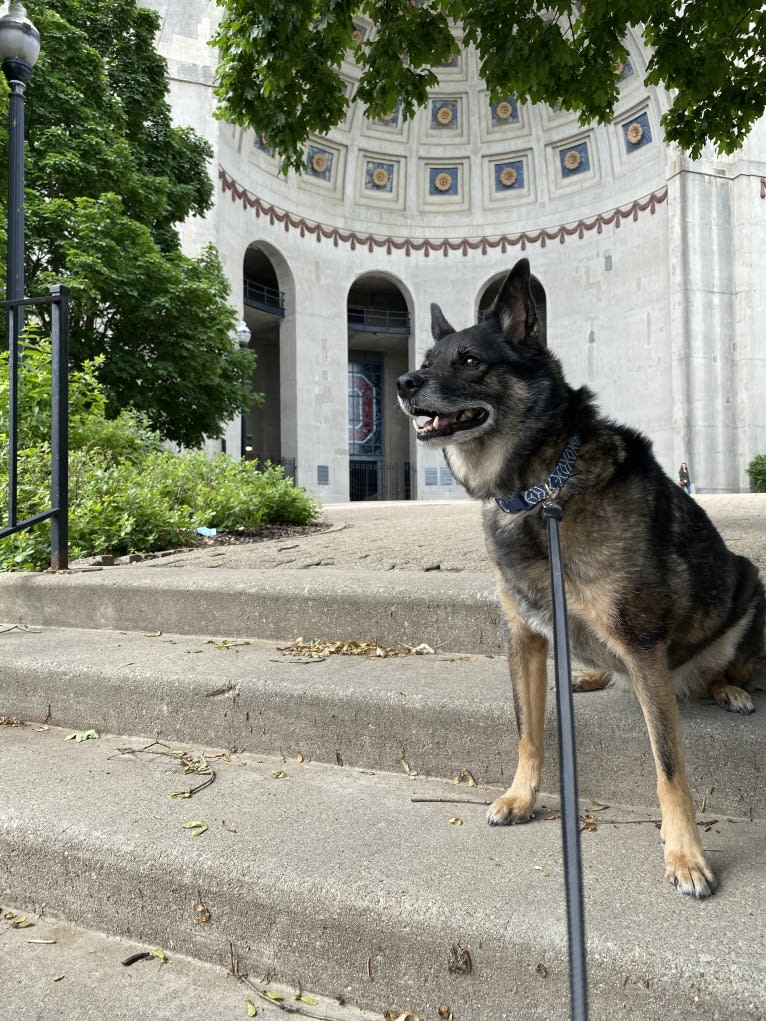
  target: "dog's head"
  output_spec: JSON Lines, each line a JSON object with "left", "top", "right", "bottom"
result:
{"left": 397, "top": 258, "right": 560, "bottom": 453}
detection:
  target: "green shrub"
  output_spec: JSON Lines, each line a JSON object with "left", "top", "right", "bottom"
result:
{"left": 1, "top": 339, "right": 320, "bottom": 571}
{"left": 746, "top": 454, "right": 766, "bottom": 493}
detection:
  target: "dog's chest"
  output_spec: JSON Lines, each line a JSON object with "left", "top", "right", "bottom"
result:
{"left": 483, "top": 507, "right": 553, "bottom": 618}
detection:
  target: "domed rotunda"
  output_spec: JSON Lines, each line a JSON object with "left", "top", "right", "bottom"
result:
{"left": 148, "top": 0, "right": 766, "bottom": 500}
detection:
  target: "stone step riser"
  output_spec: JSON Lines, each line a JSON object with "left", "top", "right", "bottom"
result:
{"left": 0, "top": 568, "right": 506, "bottom": 653}
{"left": 2, "top": 627, "right": 763, "bottom": 820}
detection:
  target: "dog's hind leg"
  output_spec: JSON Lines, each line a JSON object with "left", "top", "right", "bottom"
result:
{"left": 572, "top": 669, "right": 611, "bottom": 692}
{"left": 708, "top": 669, "right": 755, "bottom": 715}
{"left": 624, "top": 646, "right": 716, "bottom": 898}
{"left": 708, "top": 593, "right": 763, "bottom": 714}
{"left": 487, "top": 578, "right": 549, "bottom": 826}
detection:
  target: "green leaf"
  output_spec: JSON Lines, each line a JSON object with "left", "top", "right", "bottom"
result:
{"left": 245, "top": 1001, "right": 257, "bottom": 1017}
{"left": 296, "top": 994, "right": 319, "bottom": 1005}
{"left": 181, "top": 820, "right": 208, "bottom": 837}
{"left": 64, "top": 730, "right": 99, "bottom": 742}
{"left": 150, "top": 949, "right": 169, "bottom": 963}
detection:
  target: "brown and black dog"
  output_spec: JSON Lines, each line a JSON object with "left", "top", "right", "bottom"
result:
{"left": 397, "top": 257, "right": 764, "bottom": 897}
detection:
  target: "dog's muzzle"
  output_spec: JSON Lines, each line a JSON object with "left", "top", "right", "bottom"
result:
{"left": 397, "top": 372, "right": 489, "bottom": 440}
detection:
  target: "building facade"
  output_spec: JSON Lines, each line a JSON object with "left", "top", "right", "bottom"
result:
{"left": 146, "top": 0, "right": 766, "bottom": 499}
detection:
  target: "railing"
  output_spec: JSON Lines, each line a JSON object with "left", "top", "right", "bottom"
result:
{"left": 1, "top": 286, "right": 70, "bottom": 570}
{"left": 243, "top": 278, "right": 285, "bottom": 317}
{"left": 347, "top": 306, "right": 410, "bottom": 333}
{"left": 350, "top": 460, "right": 413, "bottom": 501}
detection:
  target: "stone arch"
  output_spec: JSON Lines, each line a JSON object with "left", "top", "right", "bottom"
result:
{"left": 346, "top": 271, "right": 414, "bottom": 500}
{"left": 241, "top": 241, "right": 297, "bottom": 472}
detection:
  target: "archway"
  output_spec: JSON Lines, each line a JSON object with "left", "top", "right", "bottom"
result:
{"left": 242, "top": 243, "right": 290, "bottom": 474}
{"left": 347, "top": 273, "right": 413, "bottom": 500}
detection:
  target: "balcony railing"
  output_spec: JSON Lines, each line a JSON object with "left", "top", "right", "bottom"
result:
{"left": 347, "top": 306, "right": 410, "bottom": 333}
{"left": 243, "top": 278, "right": 285, "bottom": 317}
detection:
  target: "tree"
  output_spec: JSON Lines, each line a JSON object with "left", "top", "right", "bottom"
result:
{"left": 0, "top": 0, "right": 256, "bottom": 447}
{"left": 212, "top": 0, "right": 766, "bottom": 173}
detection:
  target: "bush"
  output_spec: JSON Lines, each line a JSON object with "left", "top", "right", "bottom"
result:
{"left": 746, "top": 454, "right": 766, "bottom": 493}
{"left": 1, "top": 339, "right": 320, "bottom": 571}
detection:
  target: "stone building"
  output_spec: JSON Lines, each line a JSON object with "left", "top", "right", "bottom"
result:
{"left": 146, "top": 0, "right": 766, "bottom": 499}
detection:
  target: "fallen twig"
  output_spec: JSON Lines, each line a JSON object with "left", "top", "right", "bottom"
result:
{"left": 228, "top": 942, "right": 348, "bottom": 1020}
{"left": 121, "top": 952, "right": 152, "bottom": 966}
{"left": 108, "top": 737, "right": 217, "bottom": 798}
{"left": 411, "top": 797, "right": 491, "bottom": 805}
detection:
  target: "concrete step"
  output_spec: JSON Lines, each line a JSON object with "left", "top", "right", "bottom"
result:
{"left": 0, "top": 567, "right": 506, "bottom": 654}
{"left": 1, "top": 723, "right": 764, "bottom": 1021}
{"left": 2, "top": 625, "right": 764, "bottom": 820}
{"left": 0, "top": 908, "right": 377, "bottom": 1021}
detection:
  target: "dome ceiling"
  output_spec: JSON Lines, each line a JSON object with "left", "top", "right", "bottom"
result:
{"left": 234, "top": 20, "right": 669, "bottom": 236}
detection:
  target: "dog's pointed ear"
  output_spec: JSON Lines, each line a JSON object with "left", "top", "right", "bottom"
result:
{"left": 491, "top": 258, "right": 541, "bottom": 346}
{"left": 431, "top": 303, "right": 455, "bottom": 342}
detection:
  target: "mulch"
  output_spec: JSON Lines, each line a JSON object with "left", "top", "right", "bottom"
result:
{"left": 193, "top": 521, "right": 332, "bottom": 548}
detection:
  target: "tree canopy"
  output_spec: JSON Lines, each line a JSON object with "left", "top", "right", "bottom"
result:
{"left": 212, "top": 0, "right": 766, "bottom": 173}
{"left": 1, "top": 0, "right": 255, "bottom": 447}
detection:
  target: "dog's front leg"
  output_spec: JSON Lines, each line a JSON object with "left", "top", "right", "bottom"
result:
{"left": 488, "top": 580, "right": 548, "bottom": 825}
{"left": 625, "top": 648, "right": 716, "bottom": 898}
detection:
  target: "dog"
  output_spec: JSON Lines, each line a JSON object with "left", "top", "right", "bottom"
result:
{"left": 397, "top": 257, "right": 764, "bottom": 898}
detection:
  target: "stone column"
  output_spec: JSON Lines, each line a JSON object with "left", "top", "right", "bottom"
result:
{"left": 667, "top": 153, "right": 739, "bottom": 492}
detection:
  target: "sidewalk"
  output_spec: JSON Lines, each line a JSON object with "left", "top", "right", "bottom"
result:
{"left": 86, "top": 493, "right": 766, "bottom": 574}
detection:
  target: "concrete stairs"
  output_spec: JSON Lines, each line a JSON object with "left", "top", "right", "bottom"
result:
{"left": 1, "top": 569, "right": 765, "bottom": 1020}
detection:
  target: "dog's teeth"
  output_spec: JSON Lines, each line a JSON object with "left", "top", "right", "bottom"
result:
{"left": 433, "top": 415, "right": 440, "bottom": 430}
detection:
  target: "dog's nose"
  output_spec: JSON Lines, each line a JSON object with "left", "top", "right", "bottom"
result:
{"left": 397, "top": 371, "right": 425, "bottom": 397}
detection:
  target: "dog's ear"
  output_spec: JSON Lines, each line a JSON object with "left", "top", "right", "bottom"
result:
{"left": 431, "top": 303, "right": 455, "bottom": 342}
{"left": 491, "top": 258, "right": 541, "bottom": 346}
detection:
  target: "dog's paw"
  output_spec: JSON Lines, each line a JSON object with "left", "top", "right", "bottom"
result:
{"left": 572, "top": 670, "right": 611, "bottom": 693}
{"left": 486, "top": 793, "right": 535, "bottom": 826}
{"left": 711, "top": 683, "right": 755, "bottom": 715}
{"left": 664, "top": 851, "right": 717, "bottom": 899}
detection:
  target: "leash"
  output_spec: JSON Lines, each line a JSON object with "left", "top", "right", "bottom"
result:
{"left": 495, "top": 436, "right": 588, "bottom": 1020}
{"left": 543, "top": 500, "right": 588, "bottom": 1021}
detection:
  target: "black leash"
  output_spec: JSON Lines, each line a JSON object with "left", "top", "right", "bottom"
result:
{"left": 494, "top": 435, "right": 588, "bottom": 1019}
{"left": 543, "top": 502, "right": 588, "bottom": 1021}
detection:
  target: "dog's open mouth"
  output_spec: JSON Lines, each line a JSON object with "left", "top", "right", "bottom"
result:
{"left": 411, "top": 407, "right": 489, "bottom": 439}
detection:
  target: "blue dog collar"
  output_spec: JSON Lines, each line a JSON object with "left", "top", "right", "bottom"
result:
{"left": 496, "top": 434, "right": 581, "bottom": 514}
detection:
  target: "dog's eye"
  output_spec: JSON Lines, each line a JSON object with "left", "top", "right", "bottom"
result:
{"left": 460, "top": 353, "right": 481, "bottom": 367}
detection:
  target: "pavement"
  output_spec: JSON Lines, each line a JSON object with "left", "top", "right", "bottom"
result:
{"left": 0, "top": 493, "right": 765, "bottom": 1020}
{"left": 91, "top": 493, "right": 766, "bottom": 574}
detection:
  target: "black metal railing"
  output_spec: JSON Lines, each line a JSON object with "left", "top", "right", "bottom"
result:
{"left": 350, "top": 460, "right": 413, "bottom": 501}
{"left": 1, "top": 285, "right": 70, "bottom": 570}
{"left": 243, "top": 278, "right": 285, "bottom": 317}
{"left": 347, "top": 306, "right": 410, "bottom": 333}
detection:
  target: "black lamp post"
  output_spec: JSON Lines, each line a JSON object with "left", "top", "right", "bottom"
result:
{"left": 0, "top": 1, "right": 39, "bottom": 337}
{"left": 235, "top": 319, "right": 251, "bottom": 460}
{"left": 0, "top": 1, "right": 39, "bottom": 525}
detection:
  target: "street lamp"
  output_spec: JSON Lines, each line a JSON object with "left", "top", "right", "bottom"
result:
{"left": 0, "top": 1, "right": 40, "bottom": 337}
{"left": 235, "top": 319, "right": 251, "bottom": 460}
{"left": 0, "top": 1, "right": 39, "bottom": 530}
